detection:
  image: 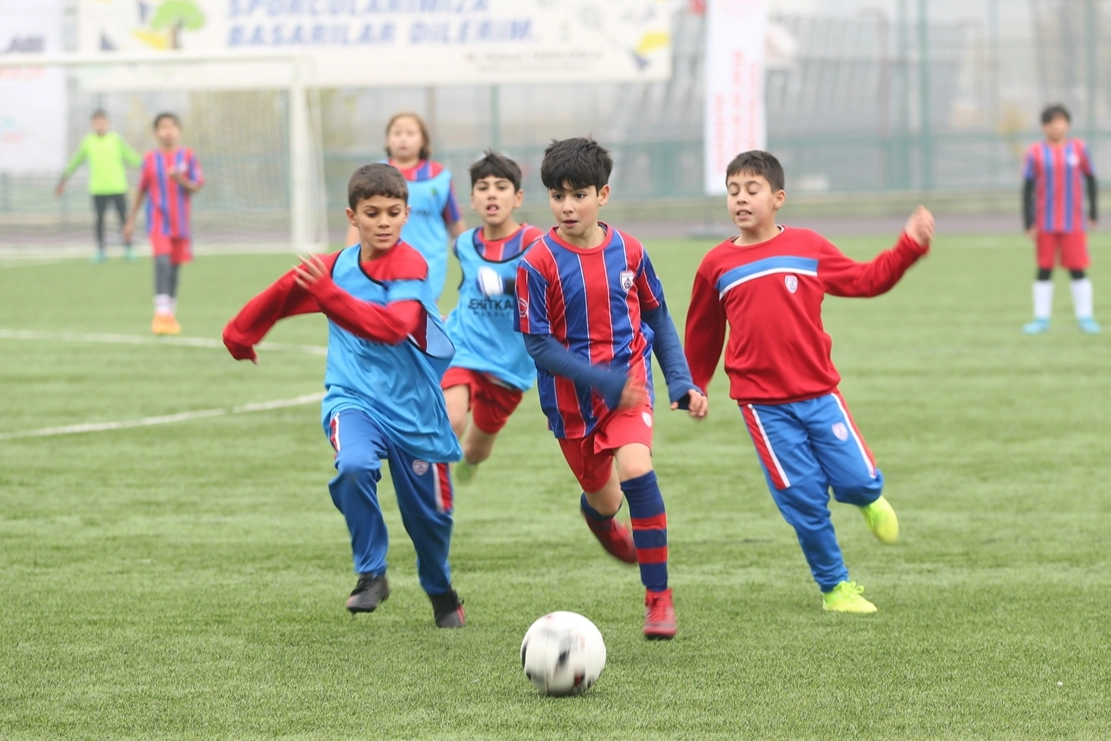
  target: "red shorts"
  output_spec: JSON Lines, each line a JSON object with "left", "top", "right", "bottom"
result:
{"left": 1036, "top": 231, "right": 1088, "bottom": 271}
{"left": 557, "top": 404, "right": 655, "bottom": 493}
{"left": 151, "top": 234, "right": 193, "bottom": 265}
{"left": 441, "top": 367, "right": 523, "bottom": 435}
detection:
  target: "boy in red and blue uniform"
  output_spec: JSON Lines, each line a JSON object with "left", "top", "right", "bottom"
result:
{"left": 685, "top": 150, "right": 933, "bottom": 614}
{"left": 222, "top": 164, "right": 466, "bottom": 629}
{"left": 1022, "top": 104, "right": 1100, "bottom": 334}
{"left": 515, "top": 137, "right": 707, "bottom": 639}
{"left": 124, "top": 112, "right": 204, "bottom": 337}
{"left": 442, "top": 151, "right": 544, "bottom": 483}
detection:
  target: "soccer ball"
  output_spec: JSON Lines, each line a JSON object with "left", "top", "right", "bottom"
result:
{"left": 520, "top": 611, "right": 606, "bottom": 696}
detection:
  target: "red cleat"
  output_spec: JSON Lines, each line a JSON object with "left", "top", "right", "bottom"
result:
{"left": 583, "top": 514, "right": 637, "bottom": 564}
{"left": 643, "top": 588, "right": 676, "bottom": 640}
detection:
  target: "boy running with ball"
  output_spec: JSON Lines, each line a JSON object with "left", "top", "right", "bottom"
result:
{"left": 515, "top": 137, "right": 707, "bottom": 639}
{"left": 685, "top": 150, "right": 932, "bottom": 614}
{"left": 442, "top": 151, "right": 544, "bottom": 483}
{"left": 223, "top": 164, "right": 466, "bottom": 628}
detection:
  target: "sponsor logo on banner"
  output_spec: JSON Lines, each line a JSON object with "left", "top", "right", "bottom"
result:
{"left": 77, "top": 0, "right": 675, "bottom": 87}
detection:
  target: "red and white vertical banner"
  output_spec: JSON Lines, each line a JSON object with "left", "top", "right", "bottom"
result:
{"left": 0, "top": 0, "right": 66, "bottom": 173}
{"left": 703, "top": 0, "right": 769, "bottom": 195}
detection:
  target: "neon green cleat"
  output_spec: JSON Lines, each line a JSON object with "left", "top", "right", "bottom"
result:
{"left": 859, "top": 495, "right": 899, "bottom": 544}
{"left": 822, "top": 581, "right": 877, "bottom": 613}
{"left": 453, "top": 460, "right": 478, "bottom": 485}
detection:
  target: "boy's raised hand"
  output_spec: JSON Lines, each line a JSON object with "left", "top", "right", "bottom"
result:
{"left": 293, "top": 254, "right": 330, "bottom": 290}
{"left": 905, "top": 205, "right": 935, "bottom": 246}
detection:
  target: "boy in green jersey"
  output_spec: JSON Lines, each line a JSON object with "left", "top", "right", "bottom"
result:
{"left": 56, "top": 110, "right": 142, "bottom": 263}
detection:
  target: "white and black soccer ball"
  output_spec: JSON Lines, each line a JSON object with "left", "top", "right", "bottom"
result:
{"left": 520, "top": 611, "right": 606, "bottom": 696}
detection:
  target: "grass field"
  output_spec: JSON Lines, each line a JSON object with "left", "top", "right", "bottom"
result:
{"left": 1, "top": 232, "right": 1109, "bottom": 740}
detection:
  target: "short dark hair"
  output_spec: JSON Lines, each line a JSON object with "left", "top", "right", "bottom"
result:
{"left": 469, "top": 150, "right": 522, "bottom": 191}
{"left": 1041, "top": 104, "right": 1071, "bottom": 125}
{"left": 540, "top": 137, "right": 612, "bottom": 191}
{"left": 725, "top": 150, "right": 785, "bottom": 192}
{"left": 153, "top": 112, "right": 180, "bottom": 130}
{"left": 91, "top": 109, "right": 108, "bottom": 120}
{"left": 348, "top": 163, "right": 409, "bottom": 209}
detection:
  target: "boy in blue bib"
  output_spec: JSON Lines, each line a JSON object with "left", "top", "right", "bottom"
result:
{"left": 223, "top": 164, "right": 466, "bottom": 628}
{"left": 442, "top": 151, "right": 544, "bottom": 483}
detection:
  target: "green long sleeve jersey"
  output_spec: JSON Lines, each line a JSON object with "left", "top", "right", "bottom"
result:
{"left": 63, "top": 132, "right": 142, "bottom": 195}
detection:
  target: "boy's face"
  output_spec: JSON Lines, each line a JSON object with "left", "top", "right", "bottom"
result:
{"left": 155, "top": 118, "right": 181, "bottom": 149}
{"left": 471, "top": 175, "right": 523, "bottom": 228}
{"left": 726, "top": 171, "right": 784, "bottom": 232}
{"left": 346, "top": 194, "right": 410, "bottom": 251}
{"left": 548, "top": 182, "right": 610, "bottom": 239}
{"left": 387, "top": 116, "right": 423, "bottom": 163}
{"left": 1043, "top": 114, "right": 1070, "bottom": 142}
{"left": 91, "top": 115, "right": 109, "bottom": 136}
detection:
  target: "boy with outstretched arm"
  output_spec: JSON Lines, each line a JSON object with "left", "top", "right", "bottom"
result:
{"left": 514, "top": 137, "right": 707, "bottom": 639}
{"left": 442, "top": 151, "right": 545, "bottom": 483}
{"left": 222, "top": 163, "right": 466, "bottom": 628}
{"left": 684, "top": 150, "right": 933, "bottom": 614}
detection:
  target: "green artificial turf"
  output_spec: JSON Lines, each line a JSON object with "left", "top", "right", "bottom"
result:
{"left": 1, "top": 232, "right": 1108, "bottom": 739}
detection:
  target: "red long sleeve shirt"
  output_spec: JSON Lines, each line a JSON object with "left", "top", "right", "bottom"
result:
{"left": 222, "top": 246, "right": 426, "bottom": 362}
{"left": 684, "top": 227, "right": 929, "bottom": 405}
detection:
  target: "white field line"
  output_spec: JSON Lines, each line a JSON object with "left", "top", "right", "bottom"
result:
{"left": 0, "top": 259, "right": 69, "bottom": 269}
{"left": 0, "top": 329, "right": 327, "bottom": 356}
{"left": 0, "top": 392, "right": 324, "bottom": 441}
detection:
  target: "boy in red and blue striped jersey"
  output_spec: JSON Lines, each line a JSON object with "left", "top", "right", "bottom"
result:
{"left": 124, "top": 112, "right": 204, "bottom": 336}
{"left": 1022, "top": 104, "right": 1100, "bottom": 334}
{"left": 514, "top": 137, "right": 707, "bottom": 639}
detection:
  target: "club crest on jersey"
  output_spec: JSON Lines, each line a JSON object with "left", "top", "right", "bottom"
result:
{"left": 784, "top": 275, "right": 799, "bottom": 293}
{"left": 412, "top": 460, "right": 430, "bottom": 476}
{"left": 619, "top": 270, "right": 635, "bottom": 292}
{"left": 1068, "top": 153, "right": 1081, "bottom": 167}
{"left": 832, "top": 423, "right": 849, "bottom": 441}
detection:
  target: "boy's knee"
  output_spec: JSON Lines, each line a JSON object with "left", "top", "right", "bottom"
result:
{"left": 615, "top": 444, "right": 653, "bottom": 482}
{"left": 335, "top": 454, "right": 381, "bottom": 481}
{"left": 831, "top": 474, "right": 883, "bottom": 504}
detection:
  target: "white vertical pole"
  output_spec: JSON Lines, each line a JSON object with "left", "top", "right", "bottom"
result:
{"left": 289, "top": 55, "right": 309, "bottom": 252}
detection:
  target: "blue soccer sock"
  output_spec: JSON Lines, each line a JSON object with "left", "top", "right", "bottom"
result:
{"left": 621, "top": 471, "right": 668, "bottom": 592}
{"left": 581, "top": 492, "right": 617, "bottom": 535}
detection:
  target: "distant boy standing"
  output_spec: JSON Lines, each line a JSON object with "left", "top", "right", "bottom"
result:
{"left": 124, "top": 113, "right": 204, "bottom": 336}
{"left": 223, "top": 164, "right": 466, "bottom": 628}
{"left": 55, "top": 110, "right": 142, "bottom": 263}
{"left": 1022, "top": 104, "right": 1100, "bottom": 334}
{"left": 442, "top": 151, "right": 544, "bottom": 483}
{"left": 685, "top": 150, "right": 932, "bottom": 614}
{"left": 515, "top": 137, "right": 707, "bottom": 639}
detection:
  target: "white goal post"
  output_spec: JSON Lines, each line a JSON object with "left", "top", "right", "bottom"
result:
{"left": 0, "top": 50, "right": 326, "bottom": 253}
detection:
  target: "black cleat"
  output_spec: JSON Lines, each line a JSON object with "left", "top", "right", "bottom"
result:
{"left": 429, "top": 588, "right": 465, "bottom": 628}
{"left": 345, "top": 573, "right": 390, "bottom": 614}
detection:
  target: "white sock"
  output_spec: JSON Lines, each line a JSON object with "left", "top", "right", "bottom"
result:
{"left": 1070, "top": 278, "right": 1093, "bottom": 320}
{"left": 154, "top": 294, "right": 172, "bottom": 315}
{"left": 169, "top": 297, "right": 178, "bottom": 315}
{"left": 1033, "top": 281, "right": 1054, "bottom": 320}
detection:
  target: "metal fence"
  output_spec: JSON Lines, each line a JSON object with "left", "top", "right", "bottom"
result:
{"left": 4, "top": 0, "right": 1111, "bottom": 246}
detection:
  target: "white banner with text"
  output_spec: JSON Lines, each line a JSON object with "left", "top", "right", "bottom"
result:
{"left": 78, "top": 0, "right": 675, "bottom": 87}
{"left": 703, "top": 0, "right": 768, "bottom": 195}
